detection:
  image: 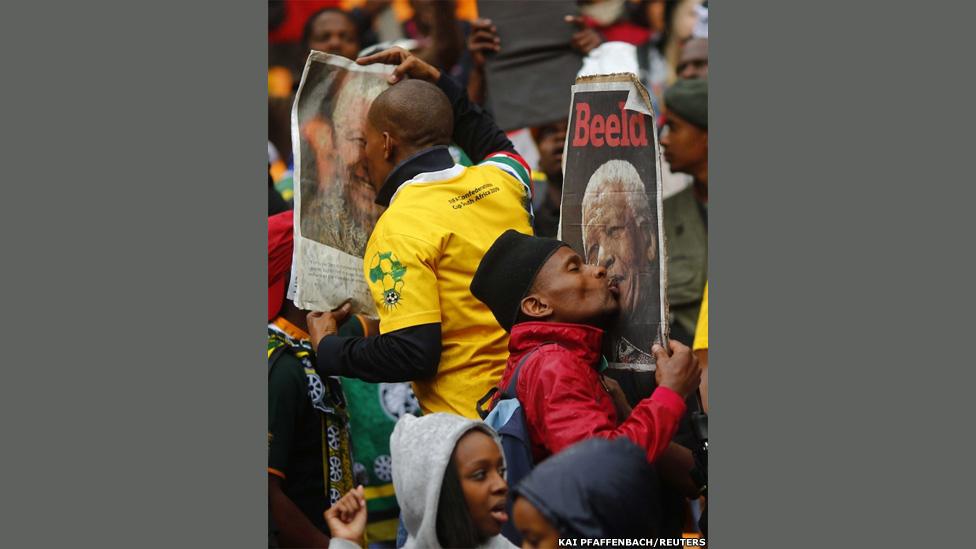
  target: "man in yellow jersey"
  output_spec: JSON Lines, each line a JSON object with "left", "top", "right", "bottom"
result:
{"left": 307, "top": 47, "right": 535, "bottom": 418}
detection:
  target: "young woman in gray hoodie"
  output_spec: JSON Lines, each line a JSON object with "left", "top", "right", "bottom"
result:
{"left": 391, "top": 413, "right": 518, "bottom": 549}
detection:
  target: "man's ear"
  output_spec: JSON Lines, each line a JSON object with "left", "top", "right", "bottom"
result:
{"left": 383, "top": 131, "right": 394, "bottom": 161}
{"left": 520, "top": 294, "right": 553, "bottom": 320}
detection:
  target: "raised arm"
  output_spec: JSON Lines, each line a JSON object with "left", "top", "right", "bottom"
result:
{"left": 527, "top": 361, "right": 687, "bottom": 463}
{"left": 411, "top": 0, "right": 463, "bottom": 72}
{"left": 525, "top": 340, "right": 700, "bottom": 463}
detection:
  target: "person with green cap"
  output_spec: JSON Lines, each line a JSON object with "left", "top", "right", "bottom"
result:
{"left": 661, "top": 78, "right": 708, "bottom": 345}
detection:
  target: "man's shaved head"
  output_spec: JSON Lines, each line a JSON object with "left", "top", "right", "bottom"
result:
{"left": 363, "top": 79, "right": 454, "bottom": 192}
{"left": 368, "top": 79, "right": 453, "bottom": 149}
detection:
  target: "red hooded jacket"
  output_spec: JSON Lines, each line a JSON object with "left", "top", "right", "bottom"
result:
{"left": 498, "top": 321, "right": 686, "bottom": 464}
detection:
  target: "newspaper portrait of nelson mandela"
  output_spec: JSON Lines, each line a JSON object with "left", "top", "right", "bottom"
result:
{"left": 559, "top": 76, "right": 668, "bottom": 371}
{"left": 581, "top": 159, "right": 662, "bottom": 366}
{"left": 296, "top": 57, "right": 389, "bottom": 256}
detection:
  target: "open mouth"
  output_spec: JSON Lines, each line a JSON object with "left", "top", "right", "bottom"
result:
{"left": 607, "top": 277, "right": 621, "bottom": 298}
{"left": 490, "top": 502, "right": 509, "bottom": 524}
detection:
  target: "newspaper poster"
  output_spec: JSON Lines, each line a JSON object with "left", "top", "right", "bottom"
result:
{"left": 559, "top": 74, "right": 668, "bottom": 371}
{"left": 291, "top": 52, "right": 392, "bottom": 317}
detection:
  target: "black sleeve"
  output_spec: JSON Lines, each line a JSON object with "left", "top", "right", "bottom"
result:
{"left": 436, "top": 72, "right": 515, "bottom": 163}
{"left": 315, "top": 323, "right": 441, "bottom": 382}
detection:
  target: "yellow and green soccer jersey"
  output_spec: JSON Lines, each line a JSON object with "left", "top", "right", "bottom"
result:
{"left": 364, "top": 151, "right": 534, "bottom": 417}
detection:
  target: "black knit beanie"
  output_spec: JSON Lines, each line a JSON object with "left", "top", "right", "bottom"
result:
{"left": 664, "top": 78, "right": 708, "bottom": 129}
{"left": 471, "top": 230, "right": 568, "bottom": 332}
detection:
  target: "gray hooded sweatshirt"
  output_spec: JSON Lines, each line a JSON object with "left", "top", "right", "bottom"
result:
{"left": 391, "top": 413, "right": 517, "bottom": 549}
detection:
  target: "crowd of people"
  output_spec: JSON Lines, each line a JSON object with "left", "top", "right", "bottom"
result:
{"left": 267, "top": 1, "right": 710, "bottom": 547}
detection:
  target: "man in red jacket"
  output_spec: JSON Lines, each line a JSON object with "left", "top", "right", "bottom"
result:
{"left": 470, "top": 229, "right": 702, "bottom": 465}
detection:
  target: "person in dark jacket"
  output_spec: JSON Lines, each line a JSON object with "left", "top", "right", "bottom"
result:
{"left": 470, "top": 230, "right": 701, "bottom": 465}
{"left": 511, "top": 437, "right": 662, "bottom": 544}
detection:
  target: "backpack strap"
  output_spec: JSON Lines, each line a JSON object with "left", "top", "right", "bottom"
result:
{"left": 500, "top": 353, "right": 529, "bottom": 400}
{"left": 476, "top": 341, "right": 560, "bottom": 419}
{"left": 476, "top": 387, "right": 499, "bottom": 420}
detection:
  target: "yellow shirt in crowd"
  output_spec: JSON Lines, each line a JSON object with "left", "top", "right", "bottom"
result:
{"left": 363, "top": 153, "right": 533, "bottom": 417}
{"left": 693, "top": 282, "right": 708, "bottom": 351}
